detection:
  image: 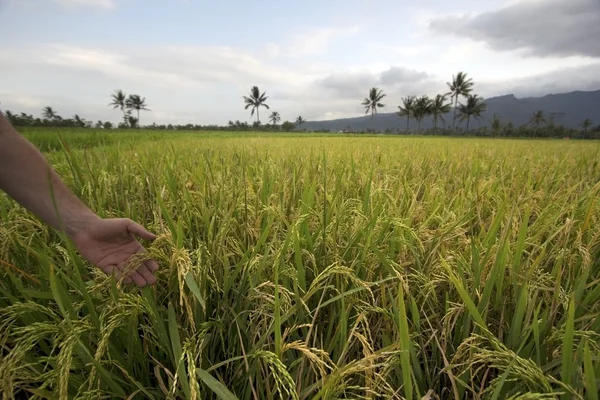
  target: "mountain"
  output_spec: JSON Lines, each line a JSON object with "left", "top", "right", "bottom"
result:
{"left": 302, "top": 90, "right": 600, "bottom": 132}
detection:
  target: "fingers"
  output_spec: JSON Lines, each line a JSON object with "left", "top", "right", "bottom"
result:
{"left": 145, "top": 259, "right": 159, "bottom": 273}
{"left": 100, "top": 259, "right": 155, "bottom": 287}
{"left": 126, "top": 220, "right": 157, "bottom": 241}
{"left": 136, "top": 263, "right": 157, "bottom": 286}
{"left": 127, "top": 270, "right": 149, "bottom": 287}
{"left": 100, "top": 264, "right": 132, "bottom": 285}
{"left": 97, "top": 240, "right": 160, "bottom": 288}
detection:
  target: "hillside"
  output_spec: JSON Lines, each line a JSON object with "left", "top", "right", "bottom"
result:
{"left": 302, "top": 90, "right": 600, "bottom": 132}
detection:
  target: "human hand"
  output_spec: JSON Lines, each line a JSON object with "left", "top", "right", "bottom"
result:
{"left": 69, "top": 217, "right": 159, "bottom": 287}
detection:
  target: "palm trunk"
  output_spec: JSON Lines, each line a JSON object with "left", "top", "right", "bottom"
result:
{"left": 434, "top": 114, "right": 438, "bottom": 131}
{"left": 257, "top": 108, "right": 260, "bottom": 125}
{"left": 137, "top": 109, "right": 140, "bottom": 126}
{"left": 534, "top": 126, "right": 537, "bottom": 138}
{"left": 372, "top": 109, "right": 374, "bottom": 132}
{"left": 466, "top": 116, "right": 471, "bottom": 132}
{"left": 418, "top": 119, "right": 422, "bottom": 132}
{"left": 452, "top": 96, "right": 458, "bottom": 131}
{"left": 406, "top": 116, "right": 410, "bottom": 133}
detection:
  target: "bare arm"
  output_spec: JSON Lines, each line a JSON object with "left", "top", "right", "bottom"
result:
{"left": 0, "top": 112, "right": 98, "bottom": 235}
{"left": 0, "top": 111, "right": 159, "bottom": 287}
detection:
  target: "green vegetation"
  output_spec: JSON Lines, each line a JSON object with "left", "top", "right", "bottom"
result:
{"left": 1, "top": 130, "right": 599, "bottom": 399}
{"left": 2, "top": 71, "right": 598, "bottom": 138}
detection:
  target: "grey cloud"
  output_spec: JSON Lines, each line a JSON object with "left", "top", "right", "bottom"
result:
{"left": 477, "top": 62, "right": 600, "bottom": 98}
{"left": 279, "top": 62, "right": 600, "bottom": 121}
{"left": 316, "top": 66, "right": 439, "bottom": 100}
{"left": 430, "top": 0, "right": 600, "bottom": 58}
{"left": 317, "top": 71, "right": 379, "bottom": 98}
{"left": 380, "top": 67, "right": 431, "bottom": 86}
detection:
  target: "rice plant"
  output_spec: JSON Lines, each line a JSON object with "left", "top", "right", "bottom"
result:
{"left": 1, "top": 130, "right": 599, "bottom": 399}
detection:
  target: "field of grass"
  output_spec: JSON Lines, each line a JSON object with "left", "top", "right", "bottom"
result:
{"left": 1, "top": 129, "right": 599, "bottom": 399}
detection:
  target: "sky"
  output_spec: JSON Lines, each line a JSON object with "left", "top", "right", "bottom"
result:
{"left": 0, "top": 0, "right": 598, "bottom": 125}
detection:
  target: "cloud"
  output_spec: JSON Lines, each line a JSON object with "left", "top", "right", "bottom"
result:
{"left": 6, "top": 43, "right": 311, "bottom": 89}
{"left": 315, "top": 66, "right": 440, "bottom": 99}
{"left": 429, "top": 0, "right": 600, "bottom": 58}
{"left": 477, "top": 62, "right": 600, "bottom": 98}
{"left": 2, "top": 39, "right": 599, "bottom": 125}
{"left": 54, "top": 0, "right": 115, "bottom": 10}
{"left": 287, "top": 26, "right": 361, "bottom": 56}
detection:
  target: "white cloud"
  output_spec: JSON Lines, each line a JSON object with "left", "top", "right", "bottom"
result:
{"left": 10, "top": 43, "right": 312, "bottom": 89}
{"left": 0, "top": 94, "right": 44, "bottom": 109}
{"left": 287, "top": 26, "right": 361, "bottom": 57}
{"left": 54, "top": 0, "right": 115, "bottom": 10}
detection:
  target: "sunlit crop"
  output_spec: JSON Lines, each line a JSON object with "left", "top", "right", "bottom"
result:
{"left": 1, "top": 130, "right": 599, "bottom": 399}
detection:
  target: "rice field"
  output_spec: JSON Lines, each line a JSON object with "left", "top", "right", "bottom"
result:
{"left": 1, "top": 129, "right": 599, "bottom": 399}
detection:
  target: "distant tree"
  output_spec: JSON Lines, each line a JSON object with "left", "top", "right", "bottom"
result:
{"left": 504, "top": 121, "right": 514, "bottom": 137}
{"left": 580, "top": 118, "right": 593, "bottom": 139}
{"left": 458, "top": 94, "right": 487, "bottom": 131}
{"left": 42, "top": 106, "right": 58, "bottom": 121}
{"left": 430, "top": 94, "right": 451, "bottom": 131}
{"left": 95, "top": 120, "right": 103, "bottom": 129}
{"left": 295, "top": 116, "right": 305, "bottom": 129}
{"left": 362, "top": 87, "right": 386, "bottom": 127}
{"left": 282, "top": 121, "right": 295, "bottom": 132}
{"left": 447, "top": 72, "right": 474, "bottom": 130}
{"left": 397, "top": 95, "right": 416, "bottom": 133}
{"left": 127, "top": 115, "right": 139, "bottom": 128}
{"left": 243, "top": 86, "right": 269, "bottom": 124}
{"left": 592, "top": 125, "right": 600, "bottom": 139}
{"left": 529, "top": 111, "right": 546, "bottom": 138}
{"left": 126, "top": 95, "right": 149, "bottom": 125}
{"left": 269, "top": 111, "right": 281, "bottom": 126}
{"left": 19, "top": 113, "right": 35, "bottom": 126}
{"left": 73, "top": 114, "right": 86, "bottom": 128}
{"left": 412, "top": 95, "right": 432, "bottom": 132}
{"left": 103, "top": 121, "right": 113, "bottom": 130}
{"left": 490, "top": 113, "right": 502, "bottom": 138}
{"left": 4, "top": 110, "right": 16, "bottom": 125}
{"left": 252, "top": 120, "right": 261, "bottom": 129}
{"left": 109, "top": 90, "right": 128, "bottom": 120}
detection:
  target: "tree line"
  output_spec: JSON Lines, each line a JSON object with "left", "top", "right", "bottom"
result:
{"left": 2, "top": 72, "right": 598, "bottom": 138}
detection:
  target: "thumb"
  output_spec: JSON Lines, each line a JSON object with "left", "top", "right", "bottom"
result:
{"left": 126, "top": 220, "right": 157, "bottom": 241}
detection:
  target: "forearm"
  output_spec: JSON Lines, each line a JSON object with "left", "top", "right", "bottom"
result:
{"left": 0, "top": 112, "right": 99, "bottom": 237}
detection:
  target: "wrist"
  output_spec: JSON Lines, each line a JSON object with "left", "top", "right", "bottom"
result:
{"left": 64, "top": 211, "right": 101, "bottom": 239}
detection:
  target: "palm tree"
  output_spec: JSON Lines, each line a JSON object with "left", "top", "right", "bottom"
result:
{"left": 362, "top": 87, "right": 386, "bottom": 128}
{"left": 580, "top": 118, "right": 593, "bottom": 139}
{"left": 529, "top": 111, "right": 546, "bottom": 138}
{"left": 397, "top": 96, "right": 416, "bottom": 133}
{"left": 109, "top": 89, "right": 128, "bottom": 120}
{"left": 430, "top": 94, "right": 451, "bottom": 131}
{"left": 295, "top": 116, "right": 305, "bottom": 129}
{"left": 126, "top": 94, "right": 149, "bottom": 125}
{"left": 490, "top": 113, "right": 502, "bottom": 138}
{"left": 127, "top": 115, "right": 139, "bottom": 129}
{"left": 243, "top": 86, "right": 270, "bottom": 124}
{"left": 412, "top": 95, "right": 432, "bottom": 132}
{"left": 73, "top": 114, "right": 86, "bottom": 128}
{"left": 458, "top": 94, "right": 487, "bottom": 131}
{"left": 269, "top": 111, "right": 281, "bottom": 126}
{"left": 4, "top": 110, "right": 15, "bottom": 124}
{"left": 42, "top": 106, "right": 58, "bottom": 121}
{"left": 447, "top": 72, "right": 474, "bottom": 130}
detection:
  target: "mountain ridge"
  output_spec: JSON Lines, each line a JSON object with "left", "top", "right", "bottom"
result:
{"left": 302, "top": 90, "right": 600, "bottom": 132}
